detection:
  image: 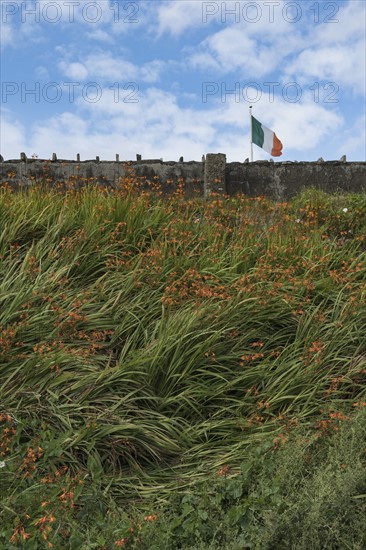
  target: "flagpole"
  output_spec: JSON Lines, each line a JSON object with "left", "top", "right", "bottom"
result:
{"left": 249, "top": 105, "right": 253, "bottom": 162}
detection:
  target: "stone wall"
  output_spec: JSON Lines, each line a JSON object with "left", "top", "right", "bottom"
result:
{"left": 226, "top": 160, "right": 366, "bottom": 200}
{"left": 1, "top": 154, "right": 365, "bottom": 199}
{"left": 0, "top": 157, "right": 204, "bottom": 197}
{"left": 204, "top": 153, "right": 226, "bottom": 198}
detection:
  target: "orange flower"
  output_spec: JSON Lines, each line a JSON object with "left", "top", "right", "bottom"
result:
{"left": 217, "top": 465, "right": 230, "bottom": 477}
{"left": 10, "top": 526, "right": 30, "bottom": 543}
{"left": 144, "top": 514, "right": 158, "bottom": 522}
{"left": 114, "top": 539, "right": 128, "bottom": 547}
{"left": 273, "top": 433, "right": 288, "bottom": 448}
{"left": 250, "top": 341, "right": 264, "bottom": 348}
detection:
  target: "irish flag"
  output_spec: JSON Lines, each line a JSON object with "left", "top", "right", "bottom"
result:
{"left": 251, "top": 115, "right": 283, "bottom": 157}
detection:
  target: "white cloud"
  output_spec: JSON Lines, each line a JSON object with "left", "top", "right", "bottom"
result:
{"left": 0, "top": 111, "right": 27, "bottom": 158}
{"left": 154, "top": 1, "right": 216, "bottom": 37}
{"left": 284, "top": 43, "right": 366, "bottom": 95}
{"left": 0, "top": 0, "right": 120, "bottom": 51}
{"left": 183, "top": 11, "right": 309, "bottom": 79}
{"left": 34, "top": 66, "right": 50, "bottom": 80}
{"left": 270, "top": 100, "right": 343, "bottom": 152}
{"left": 85, "top": 29, "right": 115, "bottom": 43}
{"left": 59, "top": 61, "right": 89, "bottom": 81}
{"left": 58, "top": 53, "right": 166, "bottom": 84}
{"left": 0, "top": 23, "right": 14, "bottom": 49}
{"left": 196, "top": 27, "right": 280, "bottom": 77}
{"left": 310, "top": 1, "right": 366, "bottom": 46}
{"left": 0, "top": 15, "right": 43, "bottom": 50}
{"left": 337, "top": 114, "right": 366, "bottom": 159}
{"left": 139, "top": 60, "right": 167, "bottom": 84}
{"left": 188, "top": 51, "right": 220, "bottom": 71}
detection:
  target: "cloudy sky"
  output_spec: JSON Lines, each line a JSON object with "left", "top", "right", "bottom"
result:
{"left": 1, "top": 0, "right": 365, "bottom": 162}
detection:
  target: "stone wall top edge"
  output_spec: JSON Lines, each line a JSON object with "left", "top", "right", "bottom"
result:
{"left": 1, "top": 159, "right": 365, "bottom": 166}
{"left": 0, "top": 159, "right": 204, "bottom": 166}
{"left": 226, "top": 161, "right": 366, "bottom": 167}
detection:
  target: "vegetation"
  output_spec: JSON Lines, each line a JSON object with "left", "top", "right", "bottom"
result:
{"left": 0, "top": 174, "right": 365, "bottom": 549}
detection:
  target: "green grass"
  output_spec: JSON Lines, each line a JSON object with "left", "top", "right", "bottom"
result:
{"left": 0, "top": 179, "right": 365, "bottom": 548}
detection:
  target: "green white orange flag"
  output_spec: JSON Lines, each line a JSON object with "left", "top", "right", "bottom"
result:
{"left": 251, "top": 115, "right": 283, "bottom": 157}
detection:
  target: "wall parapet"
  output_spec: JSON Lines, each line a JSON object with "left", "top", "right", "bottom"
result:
{"left": 1, "top": 155, "right": 365, "bottom": 199}
{"left": 225, "top": 160, "right": 366, "bottom": 199}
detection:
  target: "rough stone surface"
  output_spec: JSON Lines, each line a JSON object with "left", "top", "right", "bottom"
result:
{"left": 0, "top": 159, "right": 205, "bottom": 197}
{"left": 1, "top": 156, "right": 365, "bottom": 199}
{"left": 204, "top": 153, "right": 227, "bottom": 198}
{"left": 226, "top": 161, "right": 366, "bottom": 199}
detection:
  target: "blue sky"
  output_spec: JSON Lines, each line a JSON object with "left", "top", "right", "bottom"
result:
{"left": 1, "top": 0, "right": 365, "bottom": 162}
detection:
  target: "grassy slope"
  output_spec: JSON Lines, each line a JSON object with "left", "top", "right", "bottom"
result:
{"left": 0, "top": 179, "right": 365, "bottom": 548}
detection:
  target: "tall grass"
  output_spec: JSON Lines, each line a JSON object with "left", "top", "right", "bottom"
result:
{"left": 0, "top": 179, "right": 365, "bottom": 548}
